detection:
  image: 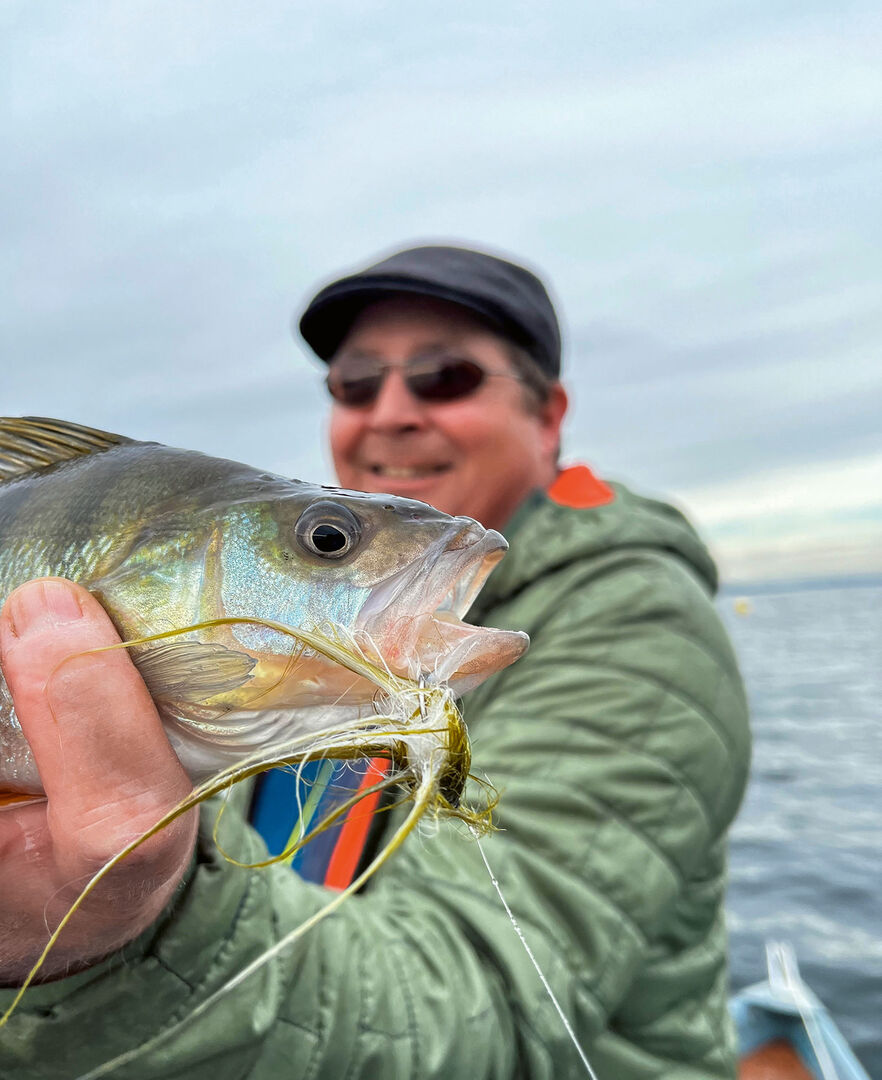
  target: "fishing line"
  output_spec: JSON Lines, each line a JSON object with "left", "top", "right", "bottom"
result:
{"left": 414, "top": 679, "right": 595, "bottom": 1075}
{"left": 472, "top": 830, "right": 599, "bottom": 1080}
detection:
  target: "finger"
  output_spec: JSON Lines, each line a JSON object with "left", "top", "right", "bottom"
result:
{"left": 0, "top": 578, "right": 193, "bottom": 860}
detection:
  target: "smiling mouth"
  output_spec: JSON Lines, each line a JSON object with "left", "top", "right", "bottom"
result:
{"left": 368, "top": 463, "right": 451, "bottom": 479}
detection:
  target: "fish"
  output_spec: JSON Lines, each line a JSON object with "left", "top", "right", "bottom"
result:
{"left": 0, "top": 417, "right": 528, "bottom": 806}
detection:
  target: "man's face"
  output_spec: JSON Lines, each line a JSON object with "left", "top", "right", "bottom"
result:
{"left": 328, "top": 296, "right": 566, "bottom": 531}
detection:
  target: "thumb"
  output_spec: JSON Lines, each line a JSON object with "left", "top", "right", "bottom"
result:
{"left": 0, "top": 578, "right": 194, "bottom": 861}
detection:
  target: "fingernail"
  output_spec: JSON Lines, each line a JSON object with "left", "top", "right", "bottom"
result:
{"left": 6, "top": 579, "right": 84, "bottom": 636}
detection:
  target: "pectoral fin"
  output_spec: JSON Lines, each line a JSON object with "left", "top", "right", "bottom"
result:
{"left": 133, "top": 642, "right": 256, "bottom": 704}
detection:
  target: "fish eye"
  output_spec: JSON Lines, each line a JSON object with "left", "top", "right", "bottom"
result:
{"left": 295, "top": 500, "right": 362, "bottom": 561}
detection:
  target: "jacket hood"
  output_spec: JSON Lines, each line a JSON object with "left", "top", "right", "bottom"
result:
{"left": 468, "top": 480, "right": 718, "bottom": 620}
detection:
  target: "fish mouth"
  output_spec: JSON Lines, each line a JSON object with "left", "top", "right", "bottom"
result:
{"left": 355, "top": 518, "right": 529, "bottom": 693}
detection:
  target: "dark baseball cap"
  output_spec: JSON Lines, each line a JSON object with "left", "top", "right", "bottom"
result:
{"left": 297, "top": 244, "right": 562, "bottom": 378}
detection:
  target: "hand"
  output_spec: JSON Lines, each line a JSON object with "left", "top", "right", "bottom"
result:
{"left": 0, "top": 578, "right": 197, "bottom": 985}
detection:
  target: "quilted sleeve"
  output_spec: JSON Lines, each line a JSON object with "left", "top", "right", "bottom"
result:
{"left": 0, "top": 549, "right": 750, "bottom": 1080}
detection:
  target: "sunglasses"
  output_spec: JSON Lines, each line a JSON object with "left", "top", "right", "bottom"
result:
{"left": 326, "top": 353, "right": 519, "bottom": 408}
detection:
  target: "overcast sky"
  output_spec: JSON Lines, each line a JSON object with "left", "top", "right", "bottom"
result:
{"left": 3, "top": 1, "right": 881, "bottom": 582}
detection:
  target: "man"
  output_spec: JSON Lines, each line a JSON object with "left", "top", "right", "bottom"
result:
{"left": 0, "top": 245, "right": 750, "bottom": 1078}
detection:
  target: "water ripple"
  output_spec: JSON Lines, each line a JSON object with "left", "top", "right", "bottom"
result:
{"left": 720, "top": 584, "right": 882, "bottom": 1076}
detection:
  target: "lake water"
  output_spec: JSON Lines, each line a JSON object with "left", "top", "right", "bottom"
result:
{"left": 720, "top": 583, "right": 881, "bottom": 1076}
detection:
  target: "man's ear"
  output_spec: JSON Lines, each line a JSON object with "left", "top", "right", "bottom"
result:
{"left": 539, "top": 382, "right": 568, "bottom": 461}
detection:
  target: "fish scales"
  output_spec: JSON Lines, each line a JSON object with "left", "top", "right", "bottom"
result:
{"left": 0, "top": 443, "right": 258, "bottom": 593}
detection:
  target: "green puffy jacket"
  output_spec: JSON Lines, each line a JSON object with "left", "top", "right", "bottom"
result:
{"left": 0, "top": 482, "right": 750, "bottom": 1080}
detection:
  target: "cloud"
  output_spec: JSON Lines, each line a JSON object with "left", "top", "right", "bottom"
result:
{"left": 2, "top": 1, "right": 881, "bottom": 580}
{"left": 678, "top": 452, "right": 882, "bottom": 581}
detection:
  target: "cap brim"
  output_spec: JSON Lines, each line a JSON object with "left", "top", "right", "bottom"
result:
{"left": 297, "top": 277, "right": 527, "bottom": 363}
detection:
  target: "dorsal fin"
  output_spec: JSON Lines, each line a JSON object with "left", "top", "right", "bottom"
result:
{"left": 0, "top": 417, "right": 133, "bottom": 483}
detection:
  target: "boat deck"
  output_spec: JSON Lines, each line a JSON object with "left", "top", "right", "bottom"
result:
{"left": 732, "top": 943, "right": 870, "bottom": 1080}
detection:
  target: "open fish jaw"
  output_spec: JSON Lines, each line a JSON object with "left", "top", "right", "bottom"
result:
{"left": 355, "top": 519, "right": 528, "bottom": 691}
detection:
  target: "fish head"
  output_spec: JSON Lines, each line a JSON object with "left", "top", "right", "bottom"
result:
{"left": 211, "top": 482, "right": 528, "bottom": 705}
